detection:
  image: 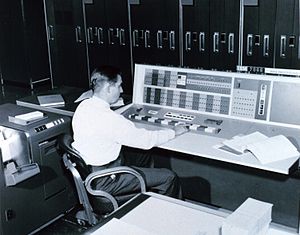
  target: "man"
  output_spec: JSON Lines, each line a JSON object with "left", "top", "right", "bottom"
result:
{"left": 72, "top": 65, "right": 188, "bottom": 200}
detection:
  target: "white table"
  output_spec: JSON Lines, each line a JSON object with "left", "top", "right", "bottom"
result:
{"left": 86, "top": 192, "right": 299, "bottom": 235}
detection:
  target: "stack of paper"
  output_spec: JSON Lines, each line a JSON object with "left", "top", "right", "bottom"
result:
{"left": 222, "top": 132, "right": 268, "bottom": 154}
{"left": 8, "top": 111, "right": 45, "bottom": 125}
{"left": 37, "top": 94, "right": 65, "bottom": 107}
{"left": 222, "top": 198, "right": 273, "bottom": 235}
{"left": 220, "top": 131, "right": 300, "bottom": 164}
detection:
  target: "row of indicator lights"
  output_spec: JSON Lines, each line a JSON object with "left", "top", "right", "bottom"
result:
{"left": 164, "top": 112, "right": 195, "bottom": 121}
{"left": 128, "top": 114, "right": 220, "bottom": 134}
{"left": 35, "top": 118, "right": 65, "bottom": 132}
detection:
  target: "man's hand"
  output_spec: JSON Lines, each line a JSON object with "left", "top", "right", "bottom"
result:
{"left": 173, "top": 124, "right": 189, "bottom": 136}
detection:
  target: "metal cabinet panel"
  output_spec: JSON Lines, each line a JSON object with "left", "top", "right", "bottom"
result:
{"left": 0, "top": 0, "right": 50, "bottom": 87}
{"left": 85, "top": 0, "right": 132, "bottom": 95}
{"left": 243, "top": 0, "right": 276, "bottom": 68}
{"left": 130, "top": 0, "right": 180, "bottom": 67}
{"left": 209, "top": 0, "right": 240, "bottom": 71}
{"left": 45, "top": 0, "right": 89, "bottom": 88}
{"left": 84, "top": 0, "right": 108, "bottom": 72}
{"left": 182, "top": 0, "right": 210, "bottom": 69}
{"left": 275, "top": 0, "right": 299, "bottom": 69}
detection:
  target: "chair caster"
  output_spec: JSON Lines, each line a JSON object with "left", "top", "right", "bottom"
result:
{"left": 77, "top": 218, "right": 86, "bottom": 226}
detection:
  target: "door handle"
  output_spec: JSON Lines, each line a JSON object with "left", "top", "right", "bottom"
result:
{"left": 75, "top": 26, "right": 82, "bottom": 43}
{"left": 228, "top": 33, "right": 234, "bottom": 54}
{"left": 97, "top": 27, "right": 104, "bottom": 44}
{"left": 280, "top": 35, "right": 286, "bottom": 58}
{"left": 185, "top": 31, "right": 191, "bottom": 51}
{"left": 144, "top": 30, "right": 150, "bottom": 48}
{"left": 247, "top": 34, "right": 253, "bottom": 56}
{"left": 169, "top": 31, "right": 175, "bottom": 50}
{"left": 87, "top": 27, "right": 94, "bottom": 44}
{"left": 213, "top": 32, "right": 219, "bottom": 52}
{"left": 199, "top": 32, "right": 205, "bottom": 51}
{"left": 108, "top": 28, "right": 114, "bottom": 45}
{"left": 48, "top": 25, "right": 54, "bottom": 41}
{"left": 133, "top": 29, "right": 139, "bottom": 47}
{"left": 119, "top": 28, "right": 125, "bottom": 46}
{"left": 157, "top": 30, "right": 163, "bottom": 49}
{"left": 263, "top": 35, "right": 269, "bottom": 57}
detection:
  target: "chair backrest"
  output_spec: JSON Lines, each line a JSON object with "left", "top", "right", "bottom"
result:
{"left": 58, "top": 133, "right": 98, "bottom": 225}
{"left": 58, "top": 133, "right": 91, "bottom": 180}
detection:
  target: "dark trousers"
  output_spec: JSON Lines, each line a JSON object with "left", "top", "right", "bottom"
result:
{"left": 90, "top": 147, "right": 182, "bottom": 199}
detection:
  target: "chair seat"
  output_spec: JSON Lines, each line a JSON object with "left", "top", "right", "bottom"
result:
{"left": 90, "top": 193, "right": 136, "bottom": 214}
{"left": 58, "top": 133, "right": 146, "bottom": 226}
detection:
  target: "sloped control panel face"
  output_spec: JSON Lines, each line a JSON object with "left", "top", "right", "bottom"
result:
{"left": 132, "top": 64, "right": 300, "bottom": 127}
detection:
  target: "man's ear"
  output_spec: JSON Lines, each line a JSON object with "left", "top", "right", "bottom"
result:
{"left": 106, "top": 83, "right": 112, "bottom": 94}
{"left": 102, "top": 82, "right": 111, "bottom": 94}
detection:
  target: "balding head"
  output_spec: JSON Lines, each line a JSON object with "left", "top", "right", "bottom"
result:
{"left": 90, "top": 66, "right": 123, "bottom": 104}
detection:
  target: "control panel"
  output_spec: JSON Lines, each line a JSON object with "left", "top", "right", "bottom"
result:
{"left": 130, "top": 64, "right": 300, "bottom": 128}
{"left": 34, "top": 118, "right": 65, "bottom": 133}
{"left": 143, "top": 69, "right": 231, "bottom": 115}
{"left": 122, "top": 104, "right": 222, "bottom": 135}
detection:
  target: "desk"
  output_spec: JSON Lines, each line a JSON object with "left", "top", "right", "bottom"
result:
{"left": 116, "top": 103, "right": 300, "bottom": 228}
{"left": 117, "top": 104, "right": 300, "bottom": 175}
{"left": 16, "top": 91, "right": 132, "bottom": 116}
{"left": 16, "top": 87, "right": 84, "bottom": 116}
{"left": 85, "top": 193, "right": 298, "bottom": 235}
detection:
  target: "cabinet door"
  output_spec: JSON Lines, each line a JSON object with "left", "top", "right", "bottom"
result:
{"left": 209, "top": 0, "right": 240, "bottom": 71}
{"left": 243, "top": 0, "right": 276, "bottom": 68}
{"left": 182, "top": 0, "right": 210, "bottom": 69}
{"left": 85, "top": 0, "right": 108, "bottom": 72}
{"left": 45, "top": 0, "right": 89, "bottom": 88}
{"left": 0, "top": 1, "right": 28, "bottom": 84}
{"left": 105, "top": 0, "right": 132, "bottom": 95}
{"left": 291, "top": 0, "right": 300, "bottom": 69}
{"left": 85, "top": 0, "right": 133, "bottom": 95}
{"left": 23, "top": 0, "right": 51, "bottom": 84}
{"left": 0, "top": 0, "right": 50, "bottom": 86}
{"left": 130, "top": 0, "right": 180, "bottom": 67}
{"left": 275, "top": 0, "right": 298, "bottom": 69}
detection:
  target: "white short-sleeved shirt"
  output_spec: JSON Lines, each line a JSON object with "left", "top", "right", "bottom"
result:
{"left": 72, "top": 97, "right": 175, "bottom": 166}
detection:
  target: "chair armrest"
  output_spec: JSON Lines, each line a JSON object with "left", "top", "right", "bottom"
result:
{"left": 84, "top": 166, "right": 146, "bottom": 210}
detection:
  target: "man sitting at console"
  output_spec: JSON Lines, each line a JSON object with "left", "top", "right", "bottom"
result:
{"left": 72, "top": 65, "right": 188, "bottom": 202}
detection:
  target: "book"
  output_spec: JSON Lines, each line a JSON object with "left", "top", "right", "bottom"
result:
{"left": 8, "top": 111, "right": 46, "bottom": 125}
{"left": 220, "top": 131, "right": 300, "bottom": 164}
{"left": 222, "top": 132, "right": 268, "bottom": 154}
{"left": 37, "top": 94, "right": 65, "bottom": 107}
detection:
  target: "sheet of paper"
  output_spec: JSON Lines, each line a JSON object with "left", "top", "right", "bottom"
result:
{"left": 246, "top": 135, "right": 299, "bottom": 164}
{"left": 222, "top": 132, "right": 268, "bottom": 153}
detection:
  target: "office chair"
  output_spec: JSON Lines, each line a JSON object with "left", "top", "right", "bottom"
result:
{"left": 58, "top": 134, "right": 146, "bottom": 226}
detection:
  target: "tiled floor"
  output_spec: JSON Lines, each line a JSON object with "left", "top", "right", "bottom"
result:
{"left": 0, "top": 84, "right": 88, "bottom": 234}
